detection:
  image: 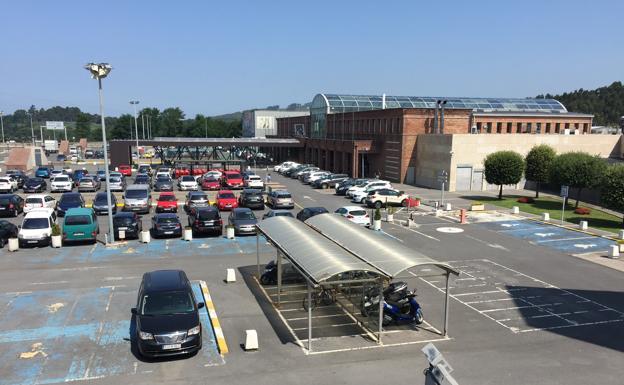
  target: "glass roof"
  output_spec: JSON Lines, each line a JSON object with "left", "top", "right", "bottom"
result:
{"left": 312, "top": 94, "right": 567, "bottom": 113}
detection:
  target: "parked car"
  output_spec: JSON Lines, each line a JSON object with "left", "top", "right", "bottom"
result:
{"left": 92, "top": 192, "right": 118, "bottom": 215}
{"left": 184, "top": 191, "right": 210, "bottom": 213}
{"left": 274, "top": 161, "right": 297, "bottom": 173}
{"left": 221, "top": 171, "right": 244, "bottom": 189}
{"left": 188, "top": 207, "right": 222, "bottom": 236}
{"left": 123, "top": 184, "right": 152, "bottom": 214}
{"left": 62, "top": 208, "right": 99, "bottom": 244}
{"left": 228, "top": 207, "right": 257, "bottom": 235}
{"left": 131, "top": 270, "right": 204, "bottom": 357}
{"left": 72, "top": 169, "right": 88, "bottom": 187}
{"left": 153, "top": 175, "right": 174, "bottom": 192}
{"left": 134, "top": 173, "right": 151, "bottom": 187}
{"left": 201, "top": 175, "right": 221, "bottom": 191}
{"left": 311, "top": 173, "right": 349, "bottom": 189}
{"left": 346, "top": 180, "right": 391, "bottom": 198}
{"left": 84, "top": 149, "right": 94, "bottom": 158}
{"left": 238, "top": 189, "right": 264, "bottom": 210}
{"left": 260, "top": 260, "right": 304, "bottom": 285}
{"left": 293, "top": 166, "right": 318, "bottom": 179}
{"left": 215, "top": 190, "right": 238, "bottom": 211}
{"left": 24, "top": 194, "right": 56, "bottom": 213}
{"left": 296, "top": 207, "right": 329, "bottom": 222}
{"left": 35, "top": 166, "right": 53, "bottom": 178}
{"left": 119, "top": 164, "right": 132, "bottom": 177}
{"left": 51, "top": 169, "right": 64, "bottom": 178}
{"left": 279, "top": 162, "right": 300, "bottom": 175}
{"left": 262, "top": 210, "right": 295, "bottom": 220}
{"left": 178, "top": 175, "right": 199, "bottom": 191}
{"left": 335, "top": 206, "right": 370, "bottom": 226}
{"left": 56, "top": 154, "right": 66, "bottom": 162}
{"left": 23, "top": 177, "right": 47, "bottom": 193}
{"left": 365, "top": 188, "right": 410, "bottom": 208}
{"left": 96, "top": 170, "right": 107, "bottom": 181}
{"left": 335, "top": 178, "right": 368, "bottom": 196}
{"left": 156, "top": 192, "right": 178, "bottom": 213}
{"left": 18, "top": 208, "right": 57, "bottom": 247}
{"left": 51, "top": 175, "right": 73, "bottom": 193}
{"left": 113, "top": 212, "right": 142, "bottom": 240}
{"left": 0, "top": 220, "right": 18, "bottom": 248}
{"left": 6, "top": 170, "right": 27, "bottom": 188}
{"left": 0, "top": 194, "right": 24, "bottom": 217}
{"left": 0, "top": 176, "right": 17, "bottom": 193}
{"left": 266, "top": 190, "right": 294, "bottom": 209}
{"left": 138, "top": 164, "right": 152, "bottom": 176}
{"left": 57, "top": 192, "right": 85, "bottom": 217}
{"left": 243, "top": 175, "right": 264, "bottom": 189}
{"left": 150, "top": 213, "right": 182, "bottom": 238}
{"left": 108, "top": 176, "right": 126, "bottom": 192}
{"left": 78, "top": 176, "right": 101, "bottom": 192}
{"left": 351, "top": 185, "right": 388, "bottom": 204}
{"left": 305, "top": 171, "right": 331, "bottom": 185}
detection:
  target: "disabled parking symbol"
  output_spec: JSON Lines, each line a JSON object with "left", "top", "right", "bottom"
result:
{"left": 535, "top": 232, "right": 555, "bottom": 238}
{"left": 573, "top": 243, "right": 597, "bottom": 250}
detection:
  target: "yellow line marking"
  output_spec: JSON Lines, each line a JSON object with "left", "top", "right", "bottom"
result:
{"left": 199, "top": 280, "right": 229, "bottom": 355}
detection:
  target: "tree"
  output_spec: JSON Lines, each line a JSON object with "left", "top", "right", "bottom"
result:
{"left": 110, "top": 114, "right": 133, "bottom": 139}
{"left": 484, "top": 151, "right": 524, "bottom": 199}
{"left": 549, "top": 152, "right": 607, "bottom": 208}
{"left": 600, "top": 164, "right": 624, "bottom": 227}
{"left": 74, "top": 112, "right": 91, "bottom": 139}
{"left": 525, "top": 144, "right": 556, "bottom": 198}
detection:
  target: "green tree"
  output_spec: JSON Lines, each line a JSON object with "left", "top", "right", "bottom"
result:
{"left": 525, "top": 144, "right": 556, "bottom": 198}
{"left": 484, "top": 151, "right": 524, "bottom": 199}
{"left": 600, "top": 164, "right": 624, "bottom": 227}
{"left": 160, "top": 108, "right": 185, "bottom": 137}
{"left": 74, "top": 112, "right": 91, "bottom": 139}
{"left": 110, "top": 114, "right": 133, "bottom": 139}
{"left": 549, "top": 152, "right": 607, "bottom": 208}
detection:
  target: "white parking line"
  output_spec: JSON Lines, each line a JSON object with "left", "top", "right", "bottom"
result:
{"left": 536, "top": 236, "right": 594, "bottom": 243}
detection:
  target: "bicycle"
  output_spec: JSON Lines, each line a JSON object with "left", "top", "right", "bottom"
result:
{"left": 302, "top": 286, "right": 336, "bottom": 311}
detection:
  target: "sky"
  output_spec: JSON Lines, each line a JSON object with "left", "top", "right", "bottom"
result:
{"left": 0, "top": 0, "right": 622, "bottom": 118}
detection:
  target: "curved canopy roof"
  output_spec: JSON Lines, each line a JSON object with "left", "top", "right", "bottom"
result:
{"left": 311, "top": 93, "right": 566, "bottom": 113}
{"left": 256, "top": 216, "right": 383, "bottom": 285}
{"left": 305, "top": 214, "right": 460, "bottom": 277}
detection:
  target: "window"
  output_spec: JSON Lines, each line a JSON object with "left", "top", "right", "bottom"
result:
{"left": 496, "top": 122, "right": 502, "bottom": 133}
{"left": 583, "top": 123, "right": 589, "bottom": 133}
{"left": 555, "top": 123, "right": 561, "bottom": 133}
{"left": 486, "top": 122, "right": 492, "bottom": 133}
{"left": 506, "top": 122, "right": 512, "bottom": 133}
{"left": 565, "top": 123, "right": 570, "bottom": 129}
{"left": 536, "top": 123, "right": 541, "bottom": 134}
{"left": 526, "top": 123, "right": 532, "bottom": 133}
{"left": 517, "top": 123, "right": 522, "bottom": 133}
{"left": 476, "top": 122, "right": 482, "bottom": 133}
{"left": 545, "top": 123, "right": 551, "bottom": 133}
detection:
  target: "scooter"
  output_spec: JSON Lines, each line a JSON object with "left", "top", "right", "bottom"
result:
{"left": 361, "top": 281, "right": 424, "bottom": 326}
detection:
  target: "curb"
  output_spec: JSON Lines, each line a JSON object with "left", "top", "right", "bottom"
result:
{"left": 199, "top": 280, "right": 229, "bottom": 355}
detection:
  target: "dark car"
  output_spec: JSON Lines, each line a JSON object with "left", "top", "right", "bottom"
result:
{"left": 57, "top": 192, "right": 85, "bottom": 217}
{"left": 72, "top": 169, "right": 88, "bottom": 187}
{"left": 92, "top": 192, "right": 118, "bottom": 215}
{"left": 56, "top": 154, "right": 66, "bottom": 162}
{"left": 6, "top": 170, "right": 27, "bottom": 188}
{"left": 311, "top": 173, "right": 349, "bottom": 189}
{"left": 335, "top": 178, "right": 367, "bottom": 196}
{"left": 131, "top": 270, "right": 204, "bottom": 358}
{"left": 228, "top": 207, "right": 257, "bottom": 235}
{"left": 153, "top": 175, "right": 174, "bottom": 192}
{"left": 134, "top": 174, "right": 151, "bottom": 186}
{"left": 296, "top": 207, "right": 329, "bottom": 222}
{"left": 0, "top": 220, "right": 18, "bottom": 248}
{"left": 0, "top": 194, "right": 24, "bottom": 217}
{"left": 188, "top": 207, "right": 222, "bottom": 236}
{"left": 96, "top": 170, "right": 107, "bottom": 181}
{"left": 151, "top": 213, "right": 182, "bottom": 238}
{"left": 260, "top": 260, "right": 304, "bottom": 285}
{"left": 238, "top": 189, "right": 264, "bottom": 210}
{"left": 262, "top": 210, "right": 295, "bottom": 220}
{"left": 112, "top": 212, "right": 142, "bottom": 240}
{"left": 138, "top": 165, "right": 152, "bottom": 176}
{"left": 23, "top": 177, "right": 47, "bottom": 193}
{"left": 184, "top": 191, "right": 210, "bottom": 213}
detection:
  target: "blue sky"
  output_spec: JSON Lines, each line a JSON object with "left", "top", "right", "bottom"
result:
{"left": 0, "top": 0, "right": 622, "bottom": 117}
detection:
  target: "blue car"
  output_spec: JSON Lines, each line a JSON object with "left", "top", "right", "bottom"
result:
{"left": 57, "top": 192, "right": 85, "bottom": 217}
{"left": 96, "top": 170, "right": 107, "bottom": 181}
{"left": 35, "top": 166, "right": 52, "bottom": 178}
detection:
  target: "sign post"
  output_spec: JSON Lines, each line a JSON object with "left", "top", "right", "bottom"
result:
{"left": 560, "top": 185, "right": 569, "bottom": 225}
{"left": 438, "top": 170, "right": 449, "bottom": 208}
{"left": 45, "top": 121, "right": 65, "bottom": 141}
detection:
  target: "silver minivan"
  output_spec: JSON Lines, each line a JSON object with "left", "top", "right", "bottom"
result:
{"left": 122, "top": 184, "right": 152, "bottom": 214}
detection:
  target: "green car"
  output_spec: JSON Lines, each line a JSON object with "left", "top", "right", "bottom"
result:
{"left": 63, "top": 207, "right": 99, "bottom": 244}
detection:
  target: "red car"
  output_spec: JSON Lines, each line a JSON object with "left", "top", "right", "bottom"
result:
{"left": 156, "top": 192, "right": 178, "bottom": 213}
{"left": 221, "top": 171, "right": 244, "bottom": 189}
{"left": 201, "top": 176, "right": 221, "bottom": 191}
{"left": 216, "top": 190, "right": 238, "bottom": 211}
{"left": 119, "top": 164, "right": 132, "bottom": 177}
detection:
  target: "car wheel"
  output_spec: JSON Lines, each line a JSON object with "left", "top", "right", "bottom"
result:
{"left": 12, "top": 209, "right": 17, "bottom": 218}
{"left": 401, "top": 199, "right": 408, "bottom": 207}
{"left": 374, "top": 201, "right": 382, "bottom": 209}
{"left": 0, "top": 237, "right": 5, "bottom": 248}
{"left": 360, "top": 197, "right": 366, "bottom": 203}
{"left": 322, "top": 183, "right": 328, "bottom": 189}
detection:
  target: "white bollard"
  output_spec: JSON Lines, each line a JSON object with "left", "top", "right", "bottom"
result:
{"left": 373, "top": 220, "right": 381, "bottom": 231}
{"left": 609, "top": 245, "right": 620, "bottom": 259}
{"left": 619, "top": 230, "right": 624, "bottom": 240}
{"left": 225, "top": 268, "right": 236, "bottom": 283}
{"left": 244, "top": 330, "right": 258, "bottom": 351}
{"left": 184, "top": 228, "right": 193, "bottom": 241}
{"left": 578, "top": 221, "right": 588, "bottom": 231}
{"left": 542, "top": 213, "right": 550, "bottom": 222}
{"left": 8, "top": 238, "right": 19, "bottom": 252}
{"left": 140, "top": 230, "right": 151, "bottom": 243}
{"left": 512, "top": 206, "right": 520, "bottom": 214}
{"left": 226, "top": 226, "right": 235, "bottom": 239}
{"left": 445, "top": 203, "right": 452, "bottom": 211}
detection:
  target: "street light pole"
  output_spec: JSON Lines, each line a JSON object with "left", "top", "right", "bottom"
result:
{"left": 129, "top": 101, "right": 140, "bottom": 161}
{"left": 27, "top": 112, "right": 35, "bottom": 147}
{"left": 141, "top": 113, "right": 145, "bottom": 139}
{"left": 85, "top": 62, "right": 115, "bottom": 245}
{"left": 0, "top": 111, "right": 5, "bottom": 144}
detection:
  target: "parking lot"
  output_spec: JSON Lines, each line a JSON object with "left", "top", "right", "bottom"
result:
{"left": 0, "top": 165, "right": 622, "bottom": 385}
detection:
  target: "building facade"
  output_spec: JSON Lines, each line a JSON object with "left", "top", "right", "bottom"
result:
{"left": 242, "top": 109, "right": 309, "bottom": 138}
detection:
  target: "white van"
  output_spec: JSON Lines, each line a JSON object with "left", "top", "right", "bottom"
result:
{"left": 18, "top": 208, "right": 57, "bottom": 247}
{"left": 122, "top": 184, "right": 152, "bottom": 214}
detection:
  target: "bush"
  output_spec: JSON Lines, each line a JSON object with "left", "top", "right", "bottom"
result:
{"left": 387, "top": 206, "right": 396, "bottom": 215}
{"left": 51, "top": 224, "right": 61, "bottom": 236}
{"left": 517, "top": 197, "right": 535, "bottom": 204}
{"left": 374, "top": 208, "right": 381, "bottom": 221}
{"left": 471, "top": 201, "right": 484, "bottom": 206}
{"left": 574, "top": 207, "right": 591, "bottom": 215}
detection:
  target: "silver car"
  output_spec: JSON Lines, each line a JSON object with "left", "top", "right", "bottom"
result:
{"left": 267, "top": 190, "right": 294, "bottom": 209}
{"left": 108, "top": 176, "right": 125, "bottom": 192}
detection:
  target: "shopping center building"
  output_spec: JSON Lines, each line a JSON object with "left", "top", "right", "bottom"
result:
{"left": 274, "top": 94, "right": 623, "bottom": 191}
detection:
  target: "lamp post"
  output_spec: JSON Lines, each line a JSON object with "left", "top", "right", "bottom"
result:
{"left": 85, "top": 62, "right": 115, "bottom": 245}
{"left": 26, "top": 112, "right": 34, "bottom": 147}
{"left": 129, "top": 101, "right": 140, "bottom": 160}
{"left": 0, "top": 111, "right": 4, "bottom": 144}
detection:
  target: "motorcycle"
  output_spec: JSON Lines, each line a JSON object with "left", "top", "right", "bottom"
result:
{"left": 360, "top": 281, "right": 424, "bottom": 326}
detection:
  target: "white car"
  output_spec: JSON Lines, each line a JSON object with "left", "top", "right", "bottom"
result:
{"left": 334, "top": 206, "right": 370, "bottom": 226}
{"left": 50, "top": 175, "right": 73, "bottom": 192}
{"left": 18, "top": 208, "right": 57, "bottom": 247}
{"left": 347, "top": 180, "right": 392, "bottom": 198}
{"left": 50, "top": 170, "right": 64, "bottom": 178}
{"left": 244, "top": 175, "right": 264, "bottom": 189}
{"left": 0, "top": 176, "right": 17, "bottom": 193}
{"left": 203, "top": 170, "right": 222, "bottom": 180}
{"left": 62, "top": 166, "right": 74, "bottom": 174}
{"left": 178, "top": 175, "right": 199, "bottom": 191}
{"left": 274, "top": 161, "right": 296, "bottom": 172}
{"left": 24, "top": 194, "right": 57, "bottom": 213}
{"left": 279, "top": 162, "right": 300, "bottom": 174}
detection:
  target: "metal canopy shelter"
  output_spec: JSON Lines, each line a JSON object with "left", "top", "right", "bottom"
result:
{"left": 305, "top": 214, "right": 460, "bottom": 336}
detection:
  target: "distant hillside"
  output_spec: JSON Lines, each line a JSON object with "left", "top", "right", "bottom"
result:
{"left": 537, "top": 81, "right": 624, "bottom": 126}
{"left": 212, "top": 102, "right": 311, "bottom": 122}
{"left": 211, "top": 111, "right": 243, "bottom": 122}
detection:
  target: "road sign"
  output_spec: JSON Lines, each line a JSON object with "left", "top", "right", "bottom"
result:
{"left": 437, "top": 170, "right": 448, "bottom": 182}
{"left": 560, "top": 185, "right": 569, "bottom": 197}
{"left": 45, "top": 121, "right": 64, "bottom": 130}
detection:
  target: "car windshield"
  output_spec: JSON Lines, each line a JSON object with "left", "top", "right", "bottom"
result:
{"left": 349, "top": 210, "right": 367, "bottom": 216}
{"left": 219, "top": 193, "right": 235, "bottom": 199}
{"left": 65, "top": 215, "right": 91, "bottom": 225}
{"left": 204, "top": 177, "right": 218, "bottom": 182}
{"left": 28, "top": 178, "right": 43, "bottom": 184}
{"left": 158, "top": 195, "right": 176, "bottom": 201}
{"left": 190, "top": 195, "right": 207, "bottom": 201}
{"left": 248, "top": 176, "right": 261, "bottom": 180}
{"left": 275, "top": 212, "right": 293, "bottom": 217}
{"left": 109, "top": 177, "right": 122, "bottom": 183}
{"left": 113, "top": 216, "right": 134, "bottom": 225}
{"left": 126, "top": 190, "right": 147, "bottom": 199}
{"left": 157, "top": 216, "right": 179, "bottom": 224}
{"left": 0, "top": 198, "right": 11, "bottom": 205}
{"left": 197, "top": 210, "right": 219, "bottom": 220}
{"left": 235, "top": 211, "right": 256, "bottom": 220}
{"left": 227, "top": 173, "right": 242, "bottom": 179}
{"left": 54, "top": 177, "right": 70, "bottom": 182}
{"left": 61, "top": 195, "right": 82, "bottom": 204}
{"left": 277, "top": 193, "right": 292, "bottom": 199}
{"left": 25, "top": 198, "right": 42, "bottom": 204}
{"left": 157, "top": 176, "right": 170, "bottom": 181}
{"left": 181, "top": 176, "right": 195, "bottom": 181}
{"left": 22, "top": 218, "right": 49, "bottom": 229}
{"left": 140, "top": 291, "right": 194, "bottom": 316}
{"left": 94, "top": 194, "right": 112, "bottom": 204}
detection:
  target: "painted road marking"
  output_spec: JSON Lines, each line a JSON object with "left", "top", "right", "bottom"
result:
{"left": 198, "top": 280, "right": 228, "bottom": 355}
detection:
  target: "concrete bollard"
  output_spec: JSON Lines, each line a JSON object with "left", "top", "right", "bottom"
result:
{"left": 183, "top": 228, "right": 193, "bottom": 241}
{"left": 140, "top": 230, "right": 151, "bottom": 243}
{"left": 244, "top": 330, "right": 259, "bottom": 351}
{"left": 619, "top": 230, "right": 624, "bottom": 240}
{"left": 8, "top": 238, "right": 19, "bottom": 252}
{"left": 512, "top": 206, "right": 520, "bottom": 214}
{"left": 434, "top": 210, "right": 442, "bottom": 217}
{"left": 542, "top": 213, "right": 550, "bottom": 222}
{"left": 445, "top": 203, "right": 452, "bottom": 211}
{"left": 225, "top": 268, "right": 236, "bottom": 283}
{"left": 226, "top": 226, "right": 235, "bottom": 239}
{"left": 579, "top": 221, "right": 588, "bottom": 231}
{"left": 609, "top": 245, "right": 620, "bottom": 259}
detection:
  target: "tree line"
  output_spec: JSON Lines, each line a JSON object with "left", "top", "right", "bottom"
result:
{"left": 484, "top": 146, "right": 624, "bottom": 226}
{"left": 0, "top": 105, "right": 241, "bottom": 142}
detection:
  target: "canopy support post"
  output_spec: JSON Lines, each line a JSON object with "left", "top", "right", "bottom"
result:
{"left": 256, "top": 230, "right": 260, "bottom": 278}
{"left": 378, "top": 278, "right": 384, "bottom": 344}
{"left": 307, "top": 281, "right": 312, "bottom": 352}
{"left": 443, "top": 272, "right": 450, "bottom": 336}
{"left": 277, "top": 249, "right": 282, "bottom": 307}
